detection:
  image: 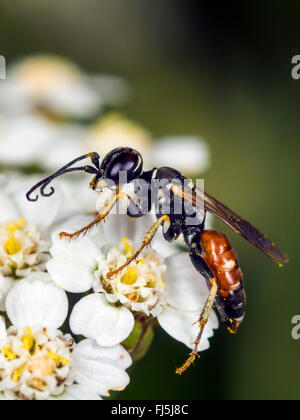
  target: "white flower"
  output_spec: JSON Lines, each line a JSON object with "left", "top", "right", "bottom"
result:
{"left": 152, "top": 136, "right": 211, "bottom": 176}
{"left": 0, "top": 178, "right": 62, "bottom": 310}
{"left": 0, "top": 113, "right": 85, "bottom": 170}
{"left": 0, "top": 218, "right": 48, "bottom": 278}
{"left": 83, "top": 114, "right": 210, "bottom": 174}
{"left": 0, "top": 55, "right": 129, "bottom": 118}
{"left": 0, "top": 275, "right": 131, "bottom": 400}
{"left": 53, "top": 175, "right": 100, "bottom": 221}
{"left": 47, "top": 213, "right": 218, "bottom": 352}
{"left": 0, "top": 109, "right": 210, "bottom": 176}
{"left": 84, "top": 113, "right": 152, "bottom": 167}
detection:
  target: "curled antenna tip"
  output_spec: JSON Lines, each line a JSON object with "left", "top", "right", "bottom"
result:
{"left": 26, "top": 190, "right": 39, "bottom": 202}
{"left": 41, "top": 185, "right": 55, "bottom": 198}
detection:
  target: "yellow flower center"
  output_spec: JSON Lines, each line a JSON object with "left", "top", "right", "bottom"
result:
{"left": 121, "top": 267, "right": 138, "bottom": 285}
{"left": 2, "top": 347, "right": 17, "bottom": 360}
{"left": 3, "top": 218, "right": 26, "bottom": 256}
{"left": 122, "top": 237, "right": 133, "bottom": 257}
{"left": 28, "top": 355, "right": 55, "bottom": 377}
{"left": 22, "top": 327, "right": 35, "bottom": 353}
{"left": 2, "top": 327, "right": 70, "bottom": 384}
{"left": 11, "top": 364, "right": 26, "bottom": 382}
{"left": 4, "top": 235, "right": 22, "bottom": 256}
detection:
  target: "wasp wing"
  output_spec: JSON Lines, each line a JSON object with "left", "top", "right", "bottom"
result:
{"left": 171, "top": 185, "right": 289, "bottom": 266}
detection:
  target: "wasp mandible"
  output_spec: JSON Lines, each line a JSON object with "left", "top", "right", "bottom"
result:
{"left": 26, "top": 147, "right": 289, "bottom": 374}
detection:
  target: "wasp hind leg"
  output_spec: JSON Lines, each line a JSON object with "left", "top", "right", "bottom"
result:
{"left": 176, "top": 237, "right": 218, "bottom": 374}
{"left": 59, "top": 191, "right": 129, "bottom": 240}
{"left": 176, "top": 276, "right": 218, "bottom": 375}
{"left": 106, "top": 214, "right": 170, "bottom": 279}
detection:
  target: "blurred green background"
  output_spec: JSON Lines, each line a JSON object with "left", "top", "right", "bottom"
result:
{"left": 0, "top": 0, "right": 299, "bottom": 400}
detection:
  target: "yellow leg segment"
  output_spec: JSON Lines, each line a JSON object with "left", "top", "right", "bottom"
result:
{"left": 106, "top": 214, "right": 170, "bottom": 279}
{"left": 176, "top": 277, "right": 218, "bottom": 375}
{"left": 59, "top": 192, "right": 129, "bottom": 240}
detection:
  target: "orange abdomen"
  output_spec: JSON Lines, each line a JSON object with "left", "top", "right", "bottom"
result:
{"left": 201, "top": 230, "right": 243, "bottom": 297}
{"left": 200, "top": 230, "right": 246, "bottom": 333}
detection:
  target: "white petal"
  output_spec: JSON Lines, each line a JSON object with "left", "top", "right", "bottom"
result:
{"left": 45, "top": 79, "right": 102, "bottom": 118}
{"left": 0, "top": 316, "right": 7, "bottom": 340}
{"left": 152, "top": 136, "right": 210, "bottom": 175}
{"left": 6, "top": 275, "right": 68, "bottom": 329}
{"left": 13, "top": 182, "right": 63, "bottom": 231}
{"left": 54, "top": 176, "right": 97, "bottom": 220}
{"left": 58, "top": 384, "right": 102, "bottom": 400}
{"left": 158, "top": 305, "right": 218, "bottom": 351}
{"left": 70, "top": 294, "right": 134, "bottom": 347}
{"left": 151, "top": 228, "right": 178, "bottom": 259}
{"left": 164, "top": 253, "right": 210, "bottom": 311}
{"left": 0, "top": 275, "right": 14, "bottom": 311}
{"left": 40, "top": 125, "right": 86, "bottom": 171}
{"left": 88, "top": 74, "right": 131, "bottom": 106}
{"left": 0, "top": 192, "right": 19, "bottom": 223}
{"left": 74, "top": 339, "right": 131, "bottom": 396}
{"left": 51, "top": 213, "right": 104, "bottom": 242}
{"left": 47, "top": 215, "right": 102, "bottom": 293}
{"left": 102, "top": 213, "right": 156, "bottom": 246}
{"left": 74, "top": 338, "right": 132, "bottom": 370}
{"left": 0, "top": 114, "right": 57, "bottom": 166}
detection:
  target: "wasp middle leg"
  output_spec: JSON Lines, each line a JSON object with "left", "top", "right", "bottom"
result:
{"left": 106, "top": 214, "right": 170, "bottom": 279}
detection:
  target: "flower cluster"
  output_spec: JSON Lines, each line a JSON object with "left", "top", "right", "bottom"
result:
{"left": 0, "top": 55, "right": 210, "bottom": 175}
{"left": 0, "top": 54, "right": 217, "bottom": 400}
{"left": 0, "top": 277, "right": 131, "bottom": 400}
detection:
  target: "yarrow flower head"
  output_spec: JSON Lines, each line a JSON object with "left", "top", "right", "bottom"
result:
{"left": 0, "top": 55, "right": 129, "bottom": 119}
{"left": 97, "top": 236, "right": 167, "bottom": 317}
{"left": 47, "top": 213, "right": 218, "bottom": 352}
{"left": 84, "top": 113, "right": 152, "bottom": 167}
{"left": 0, "top": 180, "right": 62, "bottom": 310}
{"left": 0, "top": 274, "right": 131, "bottom": 400}
{"left": 0, "top": 217, "right": 48, "bottom": 278}
{"left": 0, "top": 325, "right": 74, "bottom": 400}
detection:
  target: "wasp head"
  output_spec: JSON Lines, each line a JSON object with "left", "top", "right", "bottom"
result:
{"left": 26, "top": 148, "right": 143, "bottom": 202}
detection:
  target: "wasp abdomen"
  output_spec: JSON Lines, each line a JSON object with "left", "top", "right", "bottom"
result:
{"left": 200, "top": 230, "right": 246, "bottom": 333}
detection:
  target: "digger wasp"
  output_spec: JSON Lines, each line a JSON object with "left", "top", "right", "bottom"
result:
{"left": 26, "top": 147, "right": 289, "bottom": 374}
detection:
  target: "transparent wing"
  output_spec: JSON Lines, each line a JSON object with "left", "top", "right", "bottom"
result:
{"left": 171, "top": 184, "right": 289, "bottom": 266}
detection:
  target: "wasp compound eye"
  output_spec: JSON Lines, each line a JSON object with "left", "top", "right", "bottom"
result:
{"left": 103, "top": 148, "right": 143, "bottom": 183}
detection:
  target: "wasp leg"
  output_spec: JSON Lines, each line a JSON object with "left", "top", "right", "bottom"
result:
{"left": 106, "top": 214, "right": 170, "bottom": 279}
{"left": 176, "top": 277, "right": 218, "bottom": 375}
{"left": 176, "top": 237, "right": 217, "bottom": 374}
{"left": 59, "top": 192, "right": 129, "bottom": 240}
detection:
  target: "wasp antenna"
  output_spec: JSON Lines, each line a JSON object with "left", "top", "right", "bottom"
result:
{"left": 26, "top": 153, "right": 101, "bottom": 202}
{"left": 26, "top": 176, "right": 54, "bottom": 202}
{"left": 40, "top": 182, "right": 55, "bottom": 198}
{"left": 88, "top": 152, "right": 101, "bottom": 169}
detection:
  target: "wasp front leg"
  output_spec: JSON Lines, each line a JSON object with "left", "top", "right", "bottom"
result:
{"left": 59, "top": 191, "right": 130, "bottom": 240}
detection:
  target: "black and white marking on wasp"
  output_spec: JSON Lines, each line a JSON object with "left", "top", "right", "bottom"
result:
{"left": 26, "top": 147, "right": 289, "bottom": 374}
